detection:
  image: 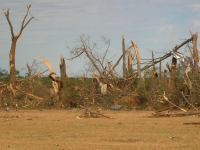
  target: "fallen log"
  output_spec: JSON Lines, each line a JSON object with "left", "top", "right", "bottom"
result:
{"left": 183, "top": 122, "right": 200, "bottom": 125}
{"left": 151, "top": 111, "right": 200, "bottom": 118}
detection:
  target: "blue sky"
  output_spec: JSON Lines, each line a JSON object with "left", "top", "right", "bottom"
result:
{"left": 0, "top": 0, "right": 200, "bottom": 76}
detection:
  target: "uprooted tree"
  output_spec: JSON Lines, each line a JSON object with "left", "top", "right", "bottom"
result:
{"left": 3, "top": 4, "right": 34, "bottom": 90}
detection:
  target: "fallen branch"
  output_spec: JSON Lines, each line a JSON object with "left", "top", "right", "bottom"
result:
{"left": 151, "top": 111, "right": 200, "bottom": 118}
{"left": 180, "top": 91, "right": 198, "bottom": 111}
{"left": 154, "top": 106, "right": 175, "bottom": 114}
{"left": 17, "top": 90, "right": 44, "bottom": 101}
{"left": 183, "top": 122, "right": 200, "bottom": 125}
{"left": 77, "top": 105, "right": 114, "bottom": 119}
{"left": 163, "top": 92, "right": 187, "bottom": 112}
{"left": 127, "top": 36, "right": 193, "bottom": 79}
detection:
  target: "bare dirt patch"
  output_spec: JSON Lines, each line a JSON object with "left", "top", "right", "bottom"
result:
{"left": 0, "top": 110, "right": 199, "bottom": 150}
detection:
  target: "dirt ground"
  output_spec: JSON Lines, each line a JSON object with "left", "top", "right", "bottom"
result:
{"left": 0, "top": 110, "right": 199, "bottom": 150}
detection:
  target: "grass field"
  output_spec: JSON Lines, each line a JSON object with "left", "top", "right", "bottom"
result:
{"left": 0, "top": 110, "right": 199, "bottom": 150}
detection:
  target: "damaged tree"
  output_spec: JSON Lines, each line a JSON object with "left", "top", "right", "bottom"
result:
{"left": 192, "top": 32, "right": 199, "bottom": 74}
{"left": 131, "top": 41, "right": 141, "bottom": 78}
{"left": 122, "top": 36, "right": 127, "bottom": 78}
{"left": 59, "top": 56, "right": 68, "bottom": 102}
{"left": 3, "top": 5, "right": 34, "bottom": 90}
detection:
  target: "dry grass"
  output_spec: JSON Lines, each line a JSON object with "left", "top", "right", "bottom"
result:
{"left": 0, "top": 110, "right": 199, "bottom": 150}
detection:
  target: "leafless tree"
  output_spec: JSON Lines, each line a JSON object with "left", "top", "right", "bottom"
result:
{"left": 3, "top": 4, "right": 34, "bottom": 90}
{"left": 68, "top": 35, "right": 111, "bottom": 77}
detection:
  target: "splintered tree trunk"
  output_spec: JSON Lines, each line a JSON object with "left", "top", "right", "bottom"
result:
{"left": 9, "top": 38, "right": 17, "bottom": 89}
{"left": 122, "top": 36, "right": 126, "bottom": 78}
{"left": 159, "top": 61, "right": 162, "bottom": 80}
{"left": 192, "top": 33, "right": 199, "bottom": 73}
{"left": 152, "top": 51, "right": 156, "bottom": 78}
{"left": 170, "top": 57, "right": 177, "bottom": 89}
{"left": 60, "top": 56, "right": 67, "bottom": 89}
{"left": 59, "top": 56, "right": 68, "bottom": 102}
{"left": 127, "top": 49, "right": 133, "bottom": 74}
{"left": 131, "top": 41, "right": 141, "bottom": 78}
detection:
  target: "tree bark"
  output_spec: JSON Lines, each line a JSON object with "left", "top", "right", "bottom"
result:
{"left": 9, "top": 37, "right": 17, "bottom": 88}
{"left": 192, "top": 33, "right": 199, "bottom": 74}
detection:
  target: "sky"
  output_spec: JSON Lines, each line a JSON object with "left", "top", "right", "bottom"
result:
{"left": 0, "top": 0, "right": 200, "bottom": 76}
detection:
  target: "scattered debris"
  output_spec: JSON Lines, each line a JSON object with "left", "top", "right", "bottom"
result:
{"left": 183, "top": 122, "right": 200, "bottom": 125}
{"left": 163, "top": 92, "right": 187, "bottom": 112}
{"left": 151, "top": 111, "right": 200, "bottom": 118}
{"left": 77, "top": 105, "right": 114, "bottom": 119}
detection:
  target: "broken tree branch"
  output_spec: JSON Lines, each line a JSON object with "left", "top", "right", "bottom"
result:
{"left": 3, "top": 9, "right": 15, "bottom": 38}
{"left": 163, "top": 92, "right": 187, "bottom": 112}
{"left": 112, "top": 45, "right": 133, "bottom": 71}
{"left": 180, "top": 91, "right": 198, "bottom": 111}
{"left": 78, "top": 105, "right": 114, "bottom": 119}
{"left": 128, "top": 37, "right": 193, "bottom": 79}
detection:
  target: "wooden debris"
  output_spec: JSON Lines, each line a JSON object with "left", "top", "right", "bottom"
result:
{"left": 154, "top": 106, "right": 175, "bottom": 114}
{"left": 127, "top": 36, "right": 193, "bottom": 79}
{"left": 40, "top": 58, "right": 59, "bottom": 94}
{"left": 183, "top": 122, "right": 200, "bottom": 125}
{"left": 151, "top": 111, "right": 200, "bottom": 118}
{"left": 163, "top": 92, "right": 187, "bottom": 112}
{"left": 77, "top": 105, "right": 114, "bottom": 119}
{"left": 180, "top": 91, "right": 198, "bottom": 111}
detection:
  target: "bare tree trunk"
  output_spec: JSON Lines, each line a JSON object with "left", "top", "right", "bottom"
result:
{"left": 131, "top": 41, "right": 141, "bottom": 78}
{"left": 159, "top": 61, "right": 162, "bottom": 80}
{"left": 9, "top": 38, "right": 17, "bottom": 88}
{"left": 170, "top": 57, "right": 177, "bottom": 89}
{"left": 3, "top": 5, "right": 34, "bottom": 91}
{"left": 151, "top": 51, "right": 156, "bottom": 78}
{"left": 127, "top": 49, "right": 133, "bottom": 74}
{"left": 192, "top": 32, "right": 199, "bottom": 74}
{"left": 59, "top": 56, "right": 68, "bottom": 102}
{"left": 122, "top": 36, "right": 126, "bottom": 78}
{"left": 60, "top": 56, "right": 67, "bottom": 84}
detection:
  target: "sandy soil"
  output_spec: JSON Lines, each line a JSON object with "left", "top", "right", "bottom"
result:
{"left": 0, "top": 109, "right": 199, "bottom": 150}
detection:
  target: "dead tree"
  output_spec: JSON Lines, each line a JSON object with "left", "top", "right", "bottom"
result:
{"left": 192, "top": 32, "right": 199, "bottom": 74}
{"left": 131, "top": 41, "right": 141, "bottom": 78}
{"left": 59, "top": 56, "right": 68, "bottom": 101}
{"left": 159, "top": 61, "right": 162, "bottom": 80}
{"left": 40, "top": 58, "right": 59, "bottom": 95}
{"left": 122, "top": 36, "right": 127, "bottom": 78}
{"left": 127, "top": 46, "right": 133, "bottom": 74}
{"left": 3, "top": 5, "right": 34, "bottom": 89}
{"left": 69, "top": 36, "right": 105, "bottom": 76}
{"left": 170, "top": 57, "right": 177, "bottom": 88}
{"left": 151, "top": 51, "right": 156, "bottom": 78}
{"left": 126, "top": 36, "right": 193, "bottom": 80}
